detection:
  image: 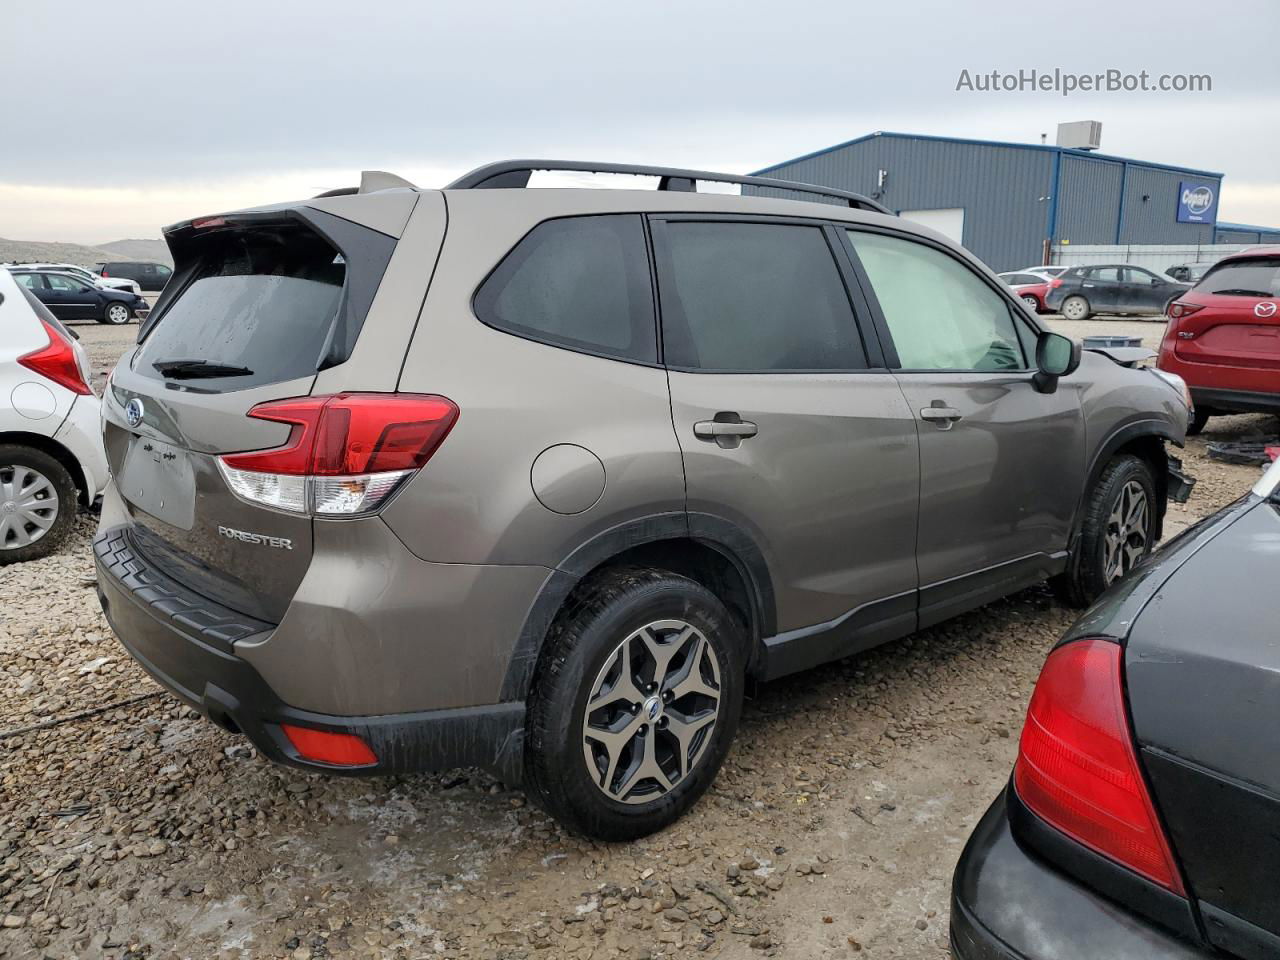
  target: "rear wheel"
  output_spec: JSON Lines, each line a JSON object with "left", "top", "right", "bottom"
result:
{"left": 1186, "top": 407, "right": 1212, "bottom": 436}
{"left": 0, "top": 446, "right": 78, "bottom": 565}
{"left": 1053, "top": 454, "right": 1156, "bottom": 606}
{"left": 103, "top": 302, "right": 133, "bottom": 325}
{"left": 1020, "top": 294, "right": 1040, "bottom": 311}
{"left": 1061, "top": 295, "right": 1091, "bottom": 321}
{"left": 525, "top": 567, "right": 745, "bottom": 840}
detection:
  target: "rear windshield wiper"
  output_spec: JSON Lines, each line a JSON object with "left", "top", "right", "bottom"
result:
{"left": 1210, "top": 288, "right": 1276, "bottom": 297}
{"left": 152, "top": 358, "right": 255, "bottom": 379}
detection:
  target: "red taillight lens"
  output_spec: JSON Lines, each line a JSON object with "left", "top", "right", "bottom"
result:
{"left": 18, "top": 318, "right": 92, "bottom": 396}
{"left": 1167, "top": 301, "right": 1204, "bottom": 319}
{"left": 221, "top": 393, "right": 459, "bottom": 475}
{"left": 217, "top": 393, "right": 458, "bottom": 516}
{"left": 281, "top": 724, "right": 377, "bottom": 767}
{"left": 1048, "top": 277, "right": 1063, "bottom": 288}
{"left": 1014, "top": 638, "right": 1184, "bottom": 894}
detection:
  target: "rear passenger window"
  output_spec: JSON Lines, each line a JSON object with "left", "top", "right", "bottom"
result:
{"left": 474, "top": 215, "right": 656, "bottom": 363}
{"left": 656, "top": 222, "right": 865, "bottom": 371}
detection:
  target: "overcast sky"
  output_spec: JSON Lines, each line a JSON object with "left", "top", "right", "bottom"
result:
{"left": 3, "top": 0, "right": 1278, "bottom": 243}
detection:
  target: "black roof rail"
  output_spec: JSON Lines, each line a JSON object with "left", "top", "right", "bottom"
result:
{"left": 445, "top": 160, "right": 892, "bottom": 215}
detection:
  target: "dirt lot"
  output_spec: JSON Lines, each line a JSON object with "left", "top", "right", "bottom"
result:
{"left": 2, "top": 318, "right": 1275, "bottom": 960}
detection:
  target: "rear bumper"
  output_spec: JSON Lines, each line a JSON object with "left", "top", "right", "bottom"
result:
{"left": 1189, "top": 386, "right": 1280, "bottom": 416}
{"left": 94, "top": 523, "right": 527, "bottom": 782}
{"left": 951, "top": 789, "right": 1212, "bottom": 960}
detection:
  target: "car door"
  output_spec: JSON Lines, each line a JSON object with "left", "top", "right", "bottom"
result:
{"left": 12, "top": 273, "right": 52, "bottom": 310}
{"left": 44, "top": 273, "right": 98, "bottom": 320}
{"left": 1080, "top": 265, "right": 1124, "bottom": 313}
{"left": 653, "top": 216, "right": 920, "bottom": 670}
{"left": 843, "top": 227, "right": 1086, "bottom": 628}
{"left": 1123, "top": 266, "right": 1179, "bottom": 314}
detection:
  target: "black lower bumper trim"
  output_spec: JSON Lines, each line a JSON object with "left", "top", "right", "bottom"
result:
{"left": 95, "top": 531, "right": 525, "bottom": 783}
{"left": 1191, "top": 386, "right": 1280, "bottom": 416}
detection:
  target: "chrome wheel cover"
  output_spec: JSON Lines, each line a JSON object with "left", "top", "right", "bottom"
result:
{"left": 0, "top": 464, "right": 60, "bottom": 550}
{"left": 581, "top": 619, "right": 721, "bottom": 804}
{"left": 1103, "top": 479, "right": 1150, "bottom": 584}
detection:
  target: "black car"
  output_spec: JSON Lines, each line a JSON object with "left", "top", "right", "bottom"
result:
{"left": 11, "top": 269, "right": 150, "bottom": 325}
{"left": 96, "top": 260, "right": 172, "bottom": 292}
{"left": 1045, "top": 263, "right": 1189, "bottom": 320}
{"left": 952, "top": 461, "right": 1280, "bottom": 960}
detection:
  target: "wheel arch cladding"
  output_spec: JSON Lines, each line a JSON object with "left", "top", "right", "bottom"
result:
{"left": 499, "top": 513, "right": 776, "bottom": 702}
{"left": 1086, "top": 421, "right": 1179, "bottom": 537}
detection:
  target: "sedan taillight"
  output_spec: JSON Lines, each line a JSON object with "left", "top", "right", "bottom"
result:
{"left": 1014, "top": 638, "right": 1185, "bottom": 894}
{"left": 218, "top": 393, "right": 459, "bottom": 516}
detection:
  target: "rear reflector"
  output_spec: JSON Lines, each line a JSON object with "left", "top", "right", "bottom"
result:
{"left": 281, "top": 724, "right": 377, "bottom": 767}
{"left": 1014, "top": 638, "right": 1185, "bottom": 894}
{"left": 18, "top": 318, "right": 92, "bottom": 396}
{"left": 218, "top": 393, "right": 458, "bottom": 516}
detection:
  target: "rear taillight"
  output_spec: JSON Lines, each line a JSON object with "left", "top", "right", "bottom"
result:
{"left": 1014, "top": 638, "right": 1185, "bottom": 894}
{"left": 218, "top": 393, "right": 458, "bottom": 516}
{"left": 18, "top": 318, "right": 92, "bottom": 396}
{"left": 1167, "top": 301, "right": 1204, "bottom": 319}
{"left": 1048, "top": 277, "right": 1063, "bottom": 288}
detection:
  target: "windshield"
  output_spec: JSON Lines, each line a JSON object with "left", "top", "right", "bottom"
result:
{"left": 1197, "top": 257, "right": 1280, "bottom": 297}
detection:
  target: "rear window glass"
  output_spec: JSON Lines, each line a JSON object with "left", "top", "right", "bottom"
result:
{"left": 134, "top": 225, "right": 345, "bottom": 389}
{"left": 474, "top": 215, "right": 656, "bottom": 363}
{"left": 1197, "top": 257, "right": 1280, "bottom": 297}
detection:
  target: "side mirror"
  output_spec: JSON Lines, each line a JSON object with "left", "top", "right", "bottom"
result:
{"left": 1033, "top": 331, "right": 1081, "bottom": 394}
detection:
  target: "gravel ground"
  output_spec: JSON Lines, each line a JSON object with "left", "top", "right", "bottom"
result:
{"left": 2, "top": 319, "right": 1275, "bottom": 960}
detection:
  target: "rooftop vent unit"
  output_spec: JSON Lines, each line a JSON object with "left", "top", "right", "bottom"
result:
{"left": 1056, "top": 121, "right": 1102, "bottom": 151}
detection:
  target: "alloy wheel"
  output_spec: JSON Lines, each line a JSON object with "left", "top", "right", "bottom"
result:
{"left": 1063, "top": 297, "right": 1088, "bottom": 320}
{"left": 0, "top": 464, "right": 60, "bottom": 550}
{"left": 1103, "top": 479, "right": 1150, "bottom": 584}
{"left": 106, "top": 304, "right": 130, "bottom": 324}
{"left": 1021, "top": 295, "right": 1038, "bottom": 309}
{"left": 582, "top": 619, "right": 722, "bottom": 804}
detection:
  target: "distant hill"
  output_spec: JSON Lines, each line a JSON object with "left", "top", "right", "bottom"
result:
{"left": 0, "top": 236, "right": 171, "bottom": 269}
{"left": 95, "top": 238, "right": 172, "bottom": 265}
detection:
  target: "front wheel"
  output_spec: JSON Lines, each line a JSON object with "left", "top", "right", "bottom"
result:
{"left": 524, "top": 567, "right": 745, "bottom": 840}
{"left": 1053, "top": 454, "right": 1156, "bottom": 606}
{"left": 1060, "top": 295, "right": 1091, "bottom": 321}
{"left": 103, "top": 302, "right": 133, "bottom": 325}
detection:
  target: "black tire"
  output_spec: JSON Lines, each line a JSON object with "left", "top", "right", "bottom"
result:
{"left": 1061, "top": 295, "right": 1091, "bottom": 321}
{"left": 1186, "top": 407, "right": 1211, "bottom": 436}
{"left": 0, "top": 445, "right": 79, "bottom": 565}
{"left": 1053, "top": 454, "right": 1157, "bottom": 607}
{"left": 102, "top": 302, "right": 133, "bottom": 325}
{"left": 524, "top": 567, "right": 745, "bottom": 840}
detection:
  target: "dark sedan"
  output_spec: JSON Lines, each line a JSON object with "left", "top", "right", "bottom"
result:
{"left": 952, "top": 459, "right": 1280, "bottom": 960}
{"left": 1045, "top": 263, "right": 1189, "bottom": 320}
{"left": 11, "top": 269, "right": 150, "bottom": 325}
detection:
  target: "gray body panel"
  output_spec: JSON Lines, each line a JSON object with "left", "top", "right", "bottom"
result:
{"left": 96, "top": 179, "right": 1188, "bottom": 765}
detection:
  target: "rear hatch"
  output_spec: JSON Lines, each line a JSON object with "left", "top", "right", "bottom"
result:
{"left": 1172, "top": 255, "right": 1280, "bottom": 386}
{"left": 102, "top": 207, "right": 396, "bottom": 623}
{"left": 1125, "top": 495, "right": 1280, "bottom": 958}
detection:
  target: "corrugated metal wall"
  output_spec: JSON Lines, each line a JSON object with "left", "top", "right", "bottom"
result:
{"left": 1118, "top": 165, "right": 1219, "bottom": 245}
{"left": 750, "top": 135, "right": 1054, "bottom": 271}
{"left": 1214, "top": 227, "right": 1280, "bottom": 245}
{"left": 1055, "top": 154, "right": 1123, "bottom": 245}
{"left": 750, "top": 134, "right": 1244, "bottom": 272}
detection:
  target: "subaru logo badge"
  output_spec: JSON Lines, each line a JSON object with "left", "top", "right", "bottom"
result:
{"left": 1256, "top": 302, "right": 1277, "bottom": 318}
{"left": 125, "top": 398, "right": 145, "bottom": 428}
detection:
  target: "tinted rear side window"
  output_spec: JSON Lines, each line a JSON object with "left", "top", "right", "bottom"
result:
{"left": 474, "top": 214, "right": 656, "bottom": 363}
{"left": 656, "top": 221, "right": 865, "bottom": 371}
{"left": 1198, "top": 257, "right": 1280, "bottom": 297}
{"left": 134, "top": 223, "right": 345, "bottom": 389}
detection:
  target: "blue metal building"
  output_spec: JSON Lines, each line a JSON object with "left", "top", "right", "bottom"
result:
{"left": 750, "top": 131, "right": 1246, "bottom": 272}
{"left": 1213, "top": 222, "right": 1280, "bottom": 245}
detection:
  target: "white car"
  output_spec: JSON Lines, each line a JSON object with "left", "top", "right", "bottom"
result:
{"left": 0, "top": 268, "right": 108, "bottom": 563}
{"left": 2, "top": 262, "right": 143, "bottom": 297}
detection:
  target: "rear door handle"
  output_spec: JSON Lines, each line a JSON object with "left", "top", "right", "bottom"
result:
{"left": 694, "top": 414, "right": 758, "bottom": 448}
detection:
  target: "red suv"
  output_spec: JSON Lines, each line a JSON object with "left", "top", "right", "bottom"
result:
{"left": 1158, "top": 247, "right": 1280, "bottom": 434}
